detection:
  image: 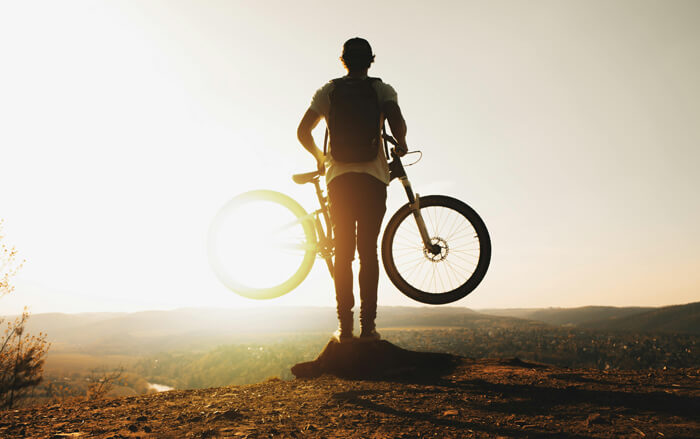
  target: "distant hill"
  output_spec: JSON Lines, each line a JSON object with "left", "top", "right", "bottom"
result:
{"left": 578, "top": 302, "right": 700, "bottom": 334}
{"left": 11, "top": 302, "right": 699, "bottom": 355}
{"left": 481, "top": 302, "right": 700, "bottom": 334}
{"left": 15, "top": 307, "right": 534, "bottom": 354}
{"left": 479, "top": 306, "right": 654, "bottom": 327}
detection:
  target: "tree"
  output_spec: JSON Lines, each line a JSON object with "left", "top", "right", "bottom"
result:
{"left": 0, "top": 220, "right": 49, "bottom": 409}
{"left": 86, "top": 367, "right": 125, "bottom": 400}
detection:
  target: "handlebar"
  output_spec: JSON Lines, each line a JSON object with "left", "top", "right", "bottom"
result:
{"left": 382, "top": 133, "right": 408, "bottom": 158}
{"left": 294, "top": 134, "right": 418, "bottom": 185}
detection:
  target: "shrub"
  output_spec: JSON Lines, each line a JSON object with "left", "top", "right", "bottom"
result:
{"left": 0, "top": 220, "right": 50, "bottom": 409}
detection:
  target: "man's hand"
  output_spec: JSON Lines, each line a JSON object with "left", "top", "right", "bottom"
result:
{"left": 315, "top": 151, "right": 326, "bottom": 175}
{"left": 394, "top": 142, "right": 408, "bottom": 157}
{"left": 383, "top": 101, "right": 408, "bottom": 158}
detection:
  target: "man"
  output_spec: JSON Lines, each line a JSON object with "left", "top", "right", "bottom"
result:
{"left": 297, "top": 38, "right": 408, "bottom": 342}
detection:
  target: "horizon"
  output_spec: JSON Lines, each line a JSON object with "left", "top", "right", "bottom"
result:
{"left": 2, "top": 1, "right": 700, "bottom": 314}
{"left": 2, "top": 301, "right": 695, "bottom": 319}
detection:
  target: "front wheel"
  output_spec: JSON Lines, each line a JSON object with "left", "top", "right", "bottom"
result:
{"left": 207, "top": 190, "right": 317, "bottom": 300}
{"left": 381, "top": 195, "right": 491, "bottom": 304}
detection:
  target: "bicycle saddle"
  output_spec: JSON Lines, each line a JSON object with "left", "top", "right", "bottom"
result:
{"left": 292, "top": 171, "right": 320, "bottom": 185}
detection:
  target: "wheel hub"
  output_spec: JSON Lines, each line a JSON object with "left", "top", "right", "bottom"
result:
{"left": 423, "top": 237, "right": 448, "bottom": 262}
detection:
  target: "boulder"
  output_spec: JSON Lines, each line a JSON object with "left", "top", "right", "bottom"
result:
{"left": 291, "top": 338, "right": 459, "bottom": 380}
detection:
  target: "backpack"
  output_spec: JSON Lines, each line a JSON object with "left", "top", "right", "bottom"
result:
{"left": 325, "top": 77, "right": 382, "bottom": 163}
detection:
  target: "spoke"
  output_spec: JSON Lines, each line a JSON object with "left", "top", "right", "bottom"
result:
{"left": 393, "top": 248, "right": 426, "bottom": 258}
{"left": 441, "top": 258, "right": 471, "bottom": 278}
{"left": 448, "top": 252, "right": 478, "bottom": 266}
{"left": 443, "top": 210, "right": 461, "bottom": 242}
{"left": 428, "top": 207, "right": 439, "bottom": 237}
{"left": 411, "top": 260, "right": 433, "bottom": 290}
{"left": 434, "top": 207, "right": 446, "bottom": 240}
{"left": 444, "top": 261, "right": 476, "bottom": 280}
{"left": 449, "top": 250, "right": 480, "bottom": 259}
{"left": 418, "top": 260, "right": 433, "bottom": 289}
{"left": 436, "top": 261, "right": 446, "bottom": 293}
{"left": 405, "top": 256, "right": 427, "bottom": 288}
{"left": 394, "top": 243, "right": 423, "bottom": 251}
{"left": 447, "top": 230, "right": 479, "bottom": 243}
{"left": 450, "top": 246, "right": 481, "bottom": 252}
{"left": 449, "top": 250, "right": 480, "bottom": 258}
{"left": 442, "top": 260, "right": 458, "bottom": 290}
{"left": 394, "top": 234, "right": 423, "bottom": 248}
{"left": 396, "top": 255, "right": 429, "bottom": 266}
{"left": 401, "top": 256, "right": 429, "bottom": 280}
{"left": 444, "top": 259, "right": 470, "bottom": 284}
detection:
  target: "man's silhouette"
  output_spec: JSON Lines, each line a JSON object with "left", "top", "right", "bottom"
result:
{"left": 297, "top": 38, "right": 408, "bottom": 342}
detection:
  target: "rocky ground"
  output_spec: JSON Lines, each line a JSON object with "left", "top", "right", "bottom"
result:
{"left": 1, "top": 342, "right": 699, "bottom": 438}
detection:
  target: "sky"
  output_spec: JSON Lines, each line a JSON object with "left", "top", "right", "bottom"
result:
{"left": 1, "top": 0, "right": 699, "bottom": 314}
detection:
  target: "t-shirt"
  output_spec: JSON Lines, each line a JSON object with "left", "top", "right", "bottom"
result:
{"left": 309, "top": 76, "right": 398, "bottom": 186}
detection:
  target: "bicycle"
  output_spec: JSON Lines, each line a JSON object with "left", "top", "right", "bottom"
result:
{"left": 207, "top": 134, "right": 491, "bottom": 305}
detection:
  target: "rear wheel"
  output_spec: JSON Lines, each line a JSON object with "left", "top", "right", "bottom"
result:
{"left": 207, "top": 190, "right": 316, "bottom": 299}
{"left": 381, "top": 195, "right": 491, "bottom": 304}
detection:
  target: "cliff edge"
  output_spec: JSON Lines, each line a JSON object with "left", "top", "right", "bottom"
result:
{"left": 2, "top": 340, "right": 699, "bottom": 438}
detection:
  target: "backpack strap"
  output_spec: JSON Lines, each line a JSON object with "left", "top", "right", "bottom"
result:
{"left": 382, "top": 121, "right": 389, "bottom": 160}
{"left": 323, "top": 126, "right": 328, "bottom": 156}
{"left": 325, "top": 78, "right": 343, "bottom": 156}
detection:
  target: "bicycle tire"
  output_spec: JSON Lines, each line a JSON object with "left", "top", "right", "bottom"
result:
{"left": 381, "top": 195, "right": 491, "bottom": 304}
{"left": 207, "top": 190, "right": 317, "bottom": 299}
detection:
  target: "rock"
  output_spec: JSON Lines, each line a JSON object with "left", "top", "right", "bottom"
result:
{"left": 214, "top": 408, "right": 243, "bottom": 421}
{"left": 585, "top": 413, "right": 610, "bottom": 426}
{"left": 290, "top": 360, "right": 322, "bottom": 379}
{"left": 291, "top": 338, "right": 459, "bottom": 380}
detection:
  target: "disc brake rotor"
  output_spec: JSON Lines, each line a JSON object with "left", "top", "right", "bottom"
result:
{"left": 423, "top": 237, "right": 449, "bottom": 262}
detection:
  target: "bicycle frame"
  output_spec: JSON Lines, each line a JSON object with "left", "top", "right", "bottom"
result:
{"left": 304, "top": 134, "right": 442, "bottom": 278}
{"left": 309, "top": 177, "right": 335, "bottom": 276}
{"left": 210, "top": 133, "right": 489, "bottom": 302}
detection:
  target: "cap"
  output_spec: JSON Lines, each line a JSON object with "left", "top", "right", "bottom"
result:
{"left": 341, "top": 37, "right": 373, "bottom": 60}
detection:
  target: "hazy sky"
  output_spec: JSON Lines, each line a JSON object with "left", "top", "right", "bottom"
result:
{"left": 1, "top": 0, "right": 699, "bottom": 314}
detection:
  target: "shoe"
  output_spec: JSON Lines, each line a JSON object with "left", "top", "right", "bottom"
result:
{"left": 332, "top": 328, "right": 354, "bottom": 343}
{"left": 359, "top": 328, "right": 381, "bottom": 342}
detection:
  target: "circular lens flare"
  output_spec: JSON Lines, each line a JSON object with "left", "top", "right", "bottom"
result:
{"left": 208, "top": 193, "right": 314, "bottom": 298}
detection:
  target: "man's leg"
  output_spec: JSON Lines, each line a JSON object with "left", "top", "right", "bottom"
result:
{"left": 328, "top": 176, "right": 358, "bottom": 336}
{"left": 356, "top": 176, "right": 387, "bottom": 334}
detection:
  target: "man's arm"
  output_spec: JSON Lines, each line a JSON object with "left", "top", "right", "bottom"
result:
{"left": 383, "top": 101, "right": 408, "bottom": 156}
{"left": 297, "top": 108, "right": 325, "bottom": 171}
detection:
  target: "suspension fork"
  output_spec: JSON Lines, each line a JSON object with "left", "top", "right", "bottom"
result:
{"left": 399, "top": 176, "right": 439, "bottom": 254}
{"left": 389, "top": 155, "right": 439, "bottom": 254}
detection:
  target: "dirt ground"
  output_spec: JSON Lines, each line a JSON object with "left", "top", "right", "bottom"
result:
{"left": 1, "top": 357, "right": 698, "bottom": 438}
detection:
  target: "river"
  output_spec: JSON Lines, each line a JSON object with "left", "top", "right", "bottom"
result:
{"left": 147, "top": 382, "right": 175, "bottom": 392}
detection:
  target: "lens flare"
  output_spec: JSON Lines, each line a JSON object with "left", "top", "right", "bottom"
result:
{"left": 207, "top": 191, "right": 316, "bottom": 299}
